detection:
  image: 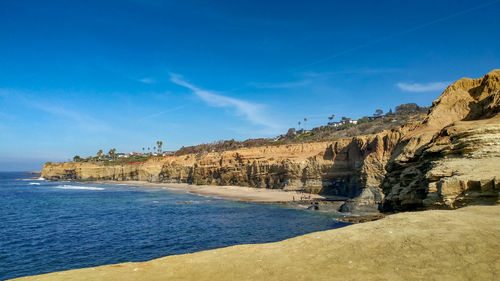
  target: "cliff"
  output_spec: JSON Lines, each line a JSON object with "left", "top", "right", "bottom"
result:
{"left": 381, "top": 69, "right": 500, "bottom": 211}
{"left": 42, "top": 70, "right": 500, "bottom": 213}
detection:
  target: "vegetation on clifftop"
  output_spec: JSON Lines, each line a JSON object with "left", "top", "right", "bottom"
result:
{"left": 175, "top": 103, "right": 428, "bottom": 156}
{"left": 71, "top": 103, "right": 428, "bottom": 163}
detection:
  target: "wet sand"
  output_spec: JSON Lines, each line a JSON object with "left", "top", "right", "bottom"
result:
{"left": 12, "top": 205, "right": 500, "bottom": 281}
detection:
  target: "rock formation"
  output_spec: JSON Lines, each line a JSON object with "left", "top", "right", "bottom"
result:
{"left": 42, "top": 70, "right": 500, "bottom": 213}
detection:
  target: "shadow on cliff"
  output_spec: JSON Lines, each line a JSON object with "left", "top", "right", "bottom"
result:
{"left": 315, "top": 139, "right": 374, "bottom": 199}
{"left": 463, "top": 73, "right": 500, "bottom": 121}
{"left": 453, "top": 179, "right": 499, "bottom": 208}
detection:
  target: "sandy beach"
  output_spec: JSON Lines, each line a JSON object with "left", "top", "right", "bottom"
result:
{"left": 98, "top": 180, "right": 336, "bottom": 203}
{"left": 12, "top": 205, "right": 500, "bottom": 281}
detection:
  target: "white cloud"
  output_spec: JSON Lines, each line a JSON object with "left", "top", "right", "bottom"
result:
{"left": 139, "top": 78, "right": 156, "bottom": 84}
{"left": 170, "top": 74, "right": 279, "bottom": 129}
{"left": 396, "top": 81, "right": 450, "bottom": 92}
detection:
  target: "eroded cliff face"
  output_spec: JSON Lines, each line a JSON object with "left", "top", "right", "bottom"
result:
{"left": 42, "top": 70, "right": 500, "bottom": 212}
{"left": 43, "top": 131, "right": 402, "bottom": 209}
{"left": 381, "top": 69, "right": 500, "bottom": 211}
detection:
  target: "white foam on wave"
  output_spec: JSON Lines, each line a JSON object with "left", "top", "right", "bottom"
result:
{"left": 29, "top": 182, "right": 41, "bottom": 185}
{"left": 21, "top": 177, "right": 45, "bottom": 181}
{"left": 162, "top": 186, "right": 189, "bottom": 193}
{"left": 54, "top": 185, "right": 105, "bottom": 191}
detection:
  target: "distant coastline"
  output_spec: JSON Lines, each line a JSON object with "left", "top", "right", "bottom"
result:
{"left": 41, "top": 70, "right": 500, "bottom": 216}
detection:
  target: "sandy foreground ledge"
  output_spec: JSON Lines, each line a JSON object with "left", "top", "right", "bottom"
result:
{"left": 12, "top": 205, "right": 500, "bottom": 281}
{"left": 98, "top": 180, "right": 331, "bottom": 202}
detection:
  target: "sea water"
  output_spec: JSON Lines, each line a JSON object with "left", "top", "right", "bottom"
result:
{"left": 0, "top": 172, "right": 348, "bottom": 279}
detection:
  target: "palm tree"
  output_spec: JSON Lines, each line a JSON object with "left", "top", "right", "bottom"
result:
{"left": 97, "top": 150, "right": 103, "bottom": 159}
{"left": 303, "top": 117, "right": 307, "bottom": 130}
{"left": 298, "top": 121, "right": 301, "bottom": 129}
{"left": 109, "top": 148, "right": 116, "bottom": 160}
{"left": 157, "top": 141, "right": 163, "bottom": 154}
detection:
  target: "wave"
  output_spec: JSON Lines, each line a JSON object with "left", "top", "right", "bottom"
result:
{"left": 54, "top": 185, "right": 105, "bottom": 191}
{"left": 20, "top": 177, "right": 45, "bottom": 181}
{"left": 28, "top": 182, "right": 41, "bottom": 185}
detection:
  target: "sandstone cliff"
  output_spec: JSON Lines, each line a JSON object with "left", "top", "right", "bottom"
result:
{"left": 42, "top": 70, "right": 500, "bottom": 213}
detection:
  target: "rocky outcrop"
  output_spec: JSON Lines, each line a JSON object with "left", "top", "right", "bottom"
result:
{"left": 381, "top": 116, "right": 500, "bottom": 211}
{"left": 42, "top": 70, "right": 500, "bottom": 213}
{"left": 381, "top": 70, "right": 500, "bottom": 211}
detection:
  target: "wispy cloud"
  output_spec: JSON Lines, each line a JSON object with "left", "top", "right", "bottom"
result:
{"left": 396, "top": 81, "right": 450, "bottom": 93}
{"left": 0, "top": 88, "right": 110, "bottom": 132}
{"left": 246, "top": 67, "right": 398, "bottom": 90}
{"left": 170, "top": 74, "right": 279, "bottom": 129}
{"left": 139, "top": 78, "right": 156, "bottom": 84}
{"left": 289, "top": 1, "right": 499, "bottom": 71}
{"left": 248, "top": 79, "right": 311, "bottom": 89}
{"left": 303, "top": 67, "right": 400, "bottom": 78}
{"left": 31, "top": 102, "right": 110, "bottom": 132}
{"left": 137, "top": 105, "right": 185, "bottom": 122}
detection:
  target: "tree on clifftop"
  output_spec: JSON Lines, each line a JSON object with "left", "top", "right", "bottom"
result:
{"left": 108, "top": 148, "right": 116, "bottom": 160}
{"left": 374, "top": 109, "right": 383, "bottom": 117}
{"left": 97, "top": 150, "right": 103, "bottom": 159}
{"left": 157, "top": 141, "right": 163, "bottom": 154}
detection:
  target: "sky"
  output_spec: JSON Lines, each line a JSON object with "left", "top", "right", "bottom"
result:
{"left": 0, "top": 0, "right": 499, "bottom": 171}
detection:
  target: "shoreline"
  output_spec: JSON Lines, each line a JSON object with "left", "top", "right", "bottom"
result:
{"left": 96, "top": 180, "right": 346, "bottom": 203}
{"left": 12, "top": 205, "right": 500, "bottom": 280}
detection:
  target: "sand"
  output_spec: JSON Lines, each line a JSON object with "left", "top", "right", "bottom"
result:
{"left": 11, "top": 205, "right": 500, "bottom": 281}
{"left": 98, "top": 180, "right": 332, "bottom": 202}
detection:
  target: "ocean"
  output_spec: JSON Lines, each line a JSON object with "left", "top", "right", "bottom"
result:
{"left": 0, "top": 172, "right": 348, "bottom": 280}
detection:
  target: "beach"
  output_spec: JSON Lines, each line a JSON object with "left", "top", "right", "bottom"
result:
{"left": 99, "top": 180, "right": 336, "bottom": 203}
{"left": 12, "top": 205, "right": 500, "bottom": 281}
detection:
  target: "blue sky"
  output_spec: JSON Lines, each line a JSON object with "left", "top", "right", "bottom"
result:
{"left": 1, "top": 0, "right": 499, "bottom": 171}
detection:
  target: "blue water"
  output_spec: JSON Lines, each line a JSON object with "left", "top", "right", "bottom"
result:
{"left": 0, "top": 172, "right": 347, "bottom": 280}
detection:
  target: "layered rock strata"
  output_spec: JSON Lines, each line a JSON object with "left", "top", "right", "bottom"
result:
{"left": 42, "top": 70, "right": 500, "bottom": 212}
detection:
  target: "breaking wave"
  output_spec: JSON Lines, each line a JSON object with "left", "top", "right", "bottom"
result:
{"left": 54, "top": 185, "right": 105, "bottom": 191}
{"left": 21, "top": 177, "right": 45, "bottom": 181}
